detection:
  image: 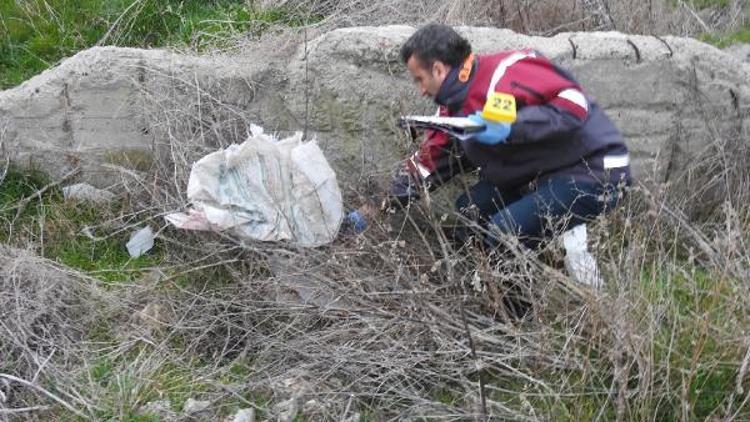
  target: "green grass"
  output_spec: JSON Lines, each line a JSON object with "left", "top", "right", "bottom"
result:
{"left": 0, "top": 0, "right": 315, "bottom": 89}
{"left": 477, "top": 262, "right": 749, "bottom": 421}
{"left": 0, "top": 167, "right": 160, "bottom": 282}
{"left": 77, "top": 345, "right": 276, "bottom": 420}
{"left": 43, "top": 204, "right": 160, "bottom": 283}
{"left": 700, "top": 24, "right": 750, "bottom": 47}
{"left": 643, "top": 267, "right": 745, "bottom": 420}
{"left": 84, "top": 354, "right": 210, "bottom": 420}
{"left": 0, "top": 165, "right": 49, "bottom": 220}
{"left": 688, "top": 0, "right": 732, "bottom": 7}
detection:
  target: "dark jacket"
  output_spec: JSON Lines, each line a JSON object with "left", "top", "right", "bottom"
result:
{"left": 405, "top": 50, "right": 631, "bottom": 191}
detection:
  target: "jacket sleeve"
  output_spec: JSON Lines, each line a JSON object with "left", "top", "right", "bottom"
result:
{"left": 404, "top": 107, "right": 476, "bottom": 189}
{"left": 508, "top": 87, "right": 589, "bottom": 144}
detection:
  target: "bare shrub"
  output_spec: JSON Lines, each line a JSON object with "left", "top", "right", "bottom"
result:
{"left": 65, "top": 61, "right": 746, "bottom": 419}
{"left": 262, "top": 0, "right": 747, "bottom": 37}
{"left": 0, "top": 248, "right": 112, "bottom": 417}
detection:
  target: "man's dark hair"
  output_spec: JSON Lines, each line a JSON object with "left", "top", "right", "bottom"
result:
{"left": 400, "top": 24, "right": 472, "bottom": 69}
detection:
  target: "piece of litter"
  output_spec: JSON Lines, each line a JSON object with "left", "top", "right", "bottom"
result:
{"left": 183, "top": 398, "right": 210, "bottom": 414}
{"left": 232, "top": 408, "right": 255, "bottom": 422}
{"left": 126, "top": 226, "right": 154, "bottom": 258}
{"left": 165, "top": 126, "right": 343, "bottom": 247}
{"left": 341, "top": 209, "right": 368, "bottom": 235}
{"left": 562, "top": 224, "right": 604, "bottom": 288}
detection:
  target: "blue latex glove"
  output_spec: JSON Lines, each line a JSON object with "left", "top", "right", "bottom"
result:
{"left": 466, "top": 112, "right": 511, "bottom": 145}
{"left": 342, "top": 209, "right": 368, "bottom": 234}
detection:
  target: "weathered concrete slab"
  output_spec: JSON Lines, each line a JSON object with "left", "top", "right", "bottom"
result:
{"left": 1, "top": 26, "right": 748, "bottom": 190}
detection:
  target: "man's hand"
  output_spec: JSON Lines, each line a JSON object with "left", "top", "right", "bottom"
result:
{"left": 466, "top": 112, "right": 511, "bottom": 145}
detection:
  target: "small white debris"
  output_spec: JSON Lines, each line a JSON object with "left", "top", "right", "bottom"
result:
{"left": 562, "top": 225, "right": 604, "bottom": 288}
{"left": 342, "top": 412, "right": 361, "bottom": 422}
{"left": 140, "top": 400, "right": 177, "bottom": 420}
{"left": 302, "top": 399, "right": 323, "bottom": 415}
{"left": 183, "top": 398, "right": 210, "bottom": 414}
{"left": 231, "top": 408, "right": 255, "bottom": 422}
{"left": 274, "top": 398, "right": 299, "bottom": 422}
{"left": 471, "top": 271, "right": 484, "bottom": 292}
{"left": 62, "top": 183, "right": 116, "bottom": 204}
{"left": 126, "top": 226, "right": 154, "bottom": 258}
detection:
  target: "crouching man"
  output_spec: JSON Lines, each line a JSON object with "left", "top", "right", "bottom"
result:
{"left": 391, "top": 23, "right": 631, "bottom": 253}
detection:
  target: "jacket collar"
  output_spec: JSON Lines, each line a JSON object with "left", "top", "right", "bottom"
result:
{"left": 435, "top": 53, "right": 476, "bottom": 114}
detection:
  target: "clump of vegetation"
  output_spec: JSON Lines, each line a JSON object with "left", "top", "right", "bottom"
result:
{"left": 701, "top": 25, "right": 750, "bottom": 46}
{"left": 264, "top": 0, "right": 747, "bottom": 38}
{"left": 1, "top": 0, "right": 746, "bottom": 90}
{"left": 0, "top": 0, "right": 312, "bottom": 89}
{"left": 0, "top": 166, "right": 158, "bottom": 282}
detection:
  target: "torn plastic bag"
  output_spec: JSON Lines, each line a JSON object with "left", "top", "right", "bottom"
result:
{"left": 165, "top": 126, "right": 343, "bottom": 247}
{"left": 127, "top": 226, "right": 155, "bottom": 258}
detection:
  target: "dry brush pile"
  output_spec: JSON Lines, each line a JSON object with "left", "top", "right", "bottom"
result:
{"left": 260, "top": 0, "right": 747, "bottom": 38}
{"left": 2, "top": 53, "right": 750, "bottom": 420}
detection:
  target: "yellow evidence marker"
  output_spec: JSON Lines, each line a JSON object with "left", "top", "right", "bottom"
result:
{"left": 481, "top": 92, "right": 517, "bottom": 124}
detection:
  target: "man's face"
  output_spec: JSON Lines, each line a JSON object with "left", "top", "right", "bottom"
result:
{"left": 406, "top": 55, "right": 450, "bottom": 98}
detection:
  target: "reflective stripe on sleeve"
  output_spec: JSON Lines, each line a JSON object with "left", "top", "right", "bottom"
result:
{"left": 485, "top": 51, "right": 536, "bottom": 99}
{"left": 603, "top": 154, "right": 630, "bottom": 169}
{"left": 557, "top": 88, "right": 588, "bottom": 111}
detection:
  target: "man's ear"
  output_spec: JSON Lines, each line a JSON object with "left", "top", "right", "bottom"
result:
{"left": 432, "top": 60, "right": 450, "bottom": 80}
